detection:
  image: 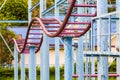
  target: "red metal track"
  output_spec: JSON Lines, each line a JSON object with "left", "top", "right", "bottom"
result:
{"left": 13, "top": 0, "right": 96, "bottom": 54}
{"left": 72, "top": 74, "right": 120, "bottom": 78}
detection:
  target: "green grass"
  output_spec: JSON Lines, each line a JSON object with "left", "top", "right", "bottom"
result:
{"left": 0, "top": 76, "right": 116, "bottom": 80}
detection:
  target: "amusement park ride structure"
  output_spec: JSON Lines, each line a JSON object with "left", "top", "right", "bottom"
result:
{"left": 1, "top": 0, "right": 120, "bottom": 80}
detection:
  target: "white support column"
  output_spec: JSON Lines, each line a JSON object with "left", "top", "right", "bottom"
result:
{"left": 91, "top": 2, "right": 96, "bottom": 80}
{"left": 28, "top": 0, "right": 32, "bottom": 23}
{"left": 55, "top": 38, "right": 60, "bottom": 80}
{"left": 55, "top": 0, "right": 60, "bottom": 80}
{"left": 14, "top": 44, "right": 18, "bottom": 80}
{"left": 40, "top": 0, "right": 50, "bottom": 80}
{"left": 97, "top": 0, "right": 108, "bottom": 80}
{"left": 63, "top": 37, "right": 73, "bottom": 80}
{"left": 76, "top": 0, "right": 84, "bottom": 80}
{"left": 29, "top": 45, "right": 36, "bottom": 80}
{"left": 116, "top": 0, "right": 120, "bottom": 80}
{"left": 76, "top": 37, "right": 84, "bottom": 80}
{"left": 40, "top": 33, "right": 49, "bottom": 80}
{"left": 21, "top": 54, "right": 25, "bottom": 80}
{"left": 91, "top": 20, "right": 95, "bottom": 80}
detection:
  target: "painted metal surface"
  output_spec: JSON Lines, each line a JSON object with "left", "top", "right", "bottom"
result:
{"left": 29, "top": 45, "right": 36, "bottom": 80}
{"left": 63, "top": 37, "right": 72, "bottom": 80}
{"left": 28, "top": 0, "right": 32, "bottom": 23}
{"left": 14, "top": 44, "right": 18, "bottom": 80}
{"left": 40, "top": 33, "right": 50, "bottom": 80}
{"left": 116, "top": 0, "right": 120, "bottom": 80}
{"left": 21, "top": 54, "right": 25, "bottom": 80}
{"left": 97, "top": 0, "right": 108, "bottom": 80}
{"left": 76, "top": 38, "right": 84, "bottom": 80}
{"left": 76, "top": 0, "right": 84, "bottom": 80}
{"left": 55, "top": 0, "right": 60, "bottom": 80}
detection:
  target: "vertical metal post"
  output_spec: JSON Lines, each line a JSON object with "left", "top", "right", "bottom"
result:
{"left": 91, "top": 2, "right": 96, "bottom": 80}
{"left": 40, "top": 33, "right": 49, "bottom": 80}
{"left": 40, "top": 0, "right": 49, "bottom": 79}
{"left": 55, "top": 38, "right": 60, "bottom": 80}
{"left": 116, "top": 0, "right": 120, "bottom": 80}
{"left": 28, "top": 0, "right": 32, "bottom": 23}
{"left": 76, "top": 0, "right": 84, "bottom": 80}
{"left": 71, "top": 17, "right": 75, "bottom": 75}
{"left": 44, "top": 0, "right": 46, "bottom": 10}
{"left": 40, "top": 0, "right": 43, "bottom": 79}
{"left": 97, "top": 0, "right": 108, "bottom": 80}
{"left": 91, "top": 20, "right": 95, "bottom": 80}
{"left": 40, "top": 0, "right": 43, "bottom": 17}
{"left": 14, "top": 44, "right": 18, "bottom": 80}
{"left": 63, "top": 37, "right": 72, "bottom": 80}
{"left": 55, "top": 0, "right": 60, "bottom": 80}
{"left": 40, "top": 0, "right": 49, "bottom": 80}
{"left": 21, "top": 54, "right": 25, "bottom": 80}
{"left": 29, "top": 45, "right": 36, "bottom": 80}
{"left": 76, "top": 37, "right": 84, "bottom": 80}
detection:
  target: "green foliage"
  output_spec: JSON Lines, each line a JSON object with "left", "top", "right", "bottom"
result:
{"left": 109, "top": 60, "right": 116, "bottom": 72}
{"left": 0, "top": 63, "right": 117, "bottom": 80}
{"left": 0, "top": 26, "right": 16, "bottom": 64}
{"left": 0, "top": 0, "right": 28, "bottom": 20}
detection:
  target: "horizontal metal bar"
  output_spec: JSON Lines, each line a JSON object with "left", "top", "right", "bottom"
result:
{"left": 0, "top": 20, "right": 28, "bottom": 23}
{"left": 95, "top": 18, "right": 119, "bottom": 20}
{"left": 30, "top": 2, "right": 40, "bottom": 11}
{"left": 84, "top": 51, "right": 120, "bottom": 57}
{"left": 92, "top": 11, "right": 120, "bottom": 20}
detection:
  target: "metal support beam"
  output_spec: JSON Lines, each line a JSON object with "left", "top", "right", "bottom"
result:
{"left": 40, "top": 33, "right": 49, "bottom": 80}
{"left": 21, "top": 54, "right": 25, "bottom": 80}
{"left": 0, "top": 20, "right": 28, "bottom": 23}
{"left": 55, "top": 38, "right": 60, "bottom": 80}
{"left": 55, "top": 0, "right": 60, "bottom": 80}
{"left": 76, "top": 37, "right": 84, "bottom": 80}
{"left": 14, "top": 44, "right": 18, "bottom": 80}
{"left": 116, "top": 0, "right": 120, "bottom": 80}
{"left": 28, "top": 0, "right": 32, "bottom": 23}
{"left": 76, "top": 0, "right": 84, "bottom": 80}
{"left": 91, "top": 20, "right": 95, "bottom": 80}
{"left": 29, "top": 45, "right": 36, "bottom": 80}
{"left": 40, "top": 0, "right": 49, "bottom": 80}
{"left": 63, "top": 37, "right": 72, "bottom": 80}
{"left": 97, "top": 0, "right": 108, "bottom": 80}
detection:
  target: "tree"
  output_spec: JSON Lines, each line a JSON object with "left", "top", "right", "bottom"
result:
{"left": 0, "top": 0, "right": 28, "bottom": 20}
{"left": 0, "top": 26, "right": 16, "bottom": 64}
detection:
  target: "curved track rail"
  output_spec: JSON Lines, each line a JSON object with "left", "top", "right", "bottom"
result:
{"left": 13, "top": 0, "right": 96, "bottom": 53}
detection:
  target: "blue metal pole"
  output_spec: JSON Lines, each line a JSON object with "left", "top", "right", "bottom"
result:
{"left": 55, "top": 38, "right": 60, "bottom": 80}
{"left": 71, "top": 17, "right": 75, "bottom": 75}
{"left": 40, "top": 0, "right": 49, "bottom": 79}
{"left": 63, "top": 37, "right": 72, "bottom": 80}
{"left": 14, "top": 44, "right": 18, "bottom": 80}
{"left": 77, "top": 0, "right": 84, "bottom": 80}
{"left": 76, "top": 37, "right": 84, "bottom": 80}
{"left": 55, "top": 0, "right": 60, "bottom": 80}
{"left": 97, "top": 0, "right": 108, "bottom": 80}
{"left": 21, "top": 54, "right": 25, "bottom": 80}
{"left": 116, "top": 0, "right": 120, "bottom": 80}
{"left": 28, "top": 0, "right": 32, "bottom": 23}
{"left": 91, "top": 2, "right": 96, "bottom": 80}
{"left": 40, "top": 33, "right": 50, "bottom": 80}
{"left": 29, "top": 45, "right": 36, "bottom": 80}
{"left": 91, "top": 19, "right": 95, "bottom": 80}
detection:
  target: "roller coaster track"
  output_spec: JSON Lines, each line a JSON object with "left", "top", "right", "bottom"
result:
{"left": 13, "top": 0, "right": 96, "bottom": 53}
